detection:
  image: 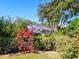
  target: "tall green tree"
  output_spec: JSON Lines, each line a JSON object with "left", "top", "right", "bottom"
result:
{"left": 13, "top": 17, "right": 32, "bottom": 37}
{"left": 38, "top": 0, "right": 79, "bottom": 29}
{"left": 0, "top": 17, "right": 4, "bottom": 36}
{"left": 4, "top": 17, "right": 13, "bottom": 37}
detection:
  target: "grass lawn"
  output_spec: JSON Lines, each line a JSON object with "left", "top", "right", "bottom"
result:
{"left": 0, "top": 51, "right": 62, "bottom": 59}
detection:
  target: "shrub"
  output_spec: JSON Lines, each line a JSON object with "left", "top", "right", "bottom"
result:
{"left": 62, "top": 38, "right": 79, "bottom": 59}
{"left": 0, "top": 37, "right": 18, "bottom": 54}
{"left": 34, "top": 33, "right": 56, "bottom": 51}
{"left": 54, "top": 34, "right": 79, "bottom": 59}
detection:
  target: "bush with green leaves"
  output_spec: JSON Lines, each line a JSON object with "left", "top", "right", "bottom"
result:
{"left": 53, "top": 33, "right": 79, "bottom": 59}
{"left": 0, "top": 37, "right": 17, "bottom": 54}
{"left": 62, "top": 38, "right": 79, "bottom": 59}
{"left": 34, "top": 33, "right": 56, "bottom": 51}
{"left": 59, "top": 17, "right": 79, "bottom": 37}
{"left": 52, "top": 17, "right": 79, "bottom": 59}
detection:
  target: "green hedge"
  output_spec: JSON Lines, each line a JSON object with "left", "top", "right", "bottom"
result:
{"left": 0, "top": 37, "right": 18, "bottom": 54}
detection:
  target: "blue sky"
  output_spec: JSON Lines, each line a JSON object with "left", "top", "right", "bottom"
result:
{"left": 0, "top": 0, "right": 39, "bottom": 22}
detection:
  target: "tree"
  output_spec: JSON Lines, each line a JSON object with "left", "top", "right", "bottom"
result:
{"left": 13, "top": 17, "right": 32, "bottom": 35}
{"left": 38, "top": 0, "right": 79, "bottom": 29}
{"left": 4, "top": 17, "right": 13, "bottom": 37}
{"left": 0, "top": 17, "right": 5, "bottom": 37}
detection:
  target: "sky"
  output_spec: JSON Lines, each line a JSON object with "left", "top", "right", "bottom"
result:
{"left": 0, "top": 0, "right": 39, "bottom": 22}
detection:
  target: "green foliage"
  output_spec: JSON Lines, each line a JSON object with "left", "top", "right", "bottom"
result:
{"left": 34, "top": 33, "right": 56, "bottom": 51}
{"left": 37, "top": 1, "right": 79, "bottom": 59}
{"left": 58, "top": 17, "right": 79, "bottom": 37}
{"left": 38, "top": 0, "right": 79, "bottom": 29}
{"left": 66, "top": 18, "right": 79, "bottom": 37}
{"left": 53, "top": 32, "right": 79, "bottom": 59}
{"left": 0, "top": 16, "right": 32, "bottom": 54}
{"left": 0, "top": 38, "right": 17, "bottom": 54}
{"left": 0, "top": 17, "right": 5, "bottom": 36}
{"left": 62, "top": 38, "right": 79, "bottom": 59}
{"left": 34, "top": 36, "right": 44, "bottom": 50}
{"left": 13, "top": 17, "right": 32, "bottom": 37}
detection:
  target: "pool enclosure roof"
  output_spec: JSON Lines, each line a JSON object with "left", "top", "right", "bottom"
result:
{"left": 27, "top": 25, "right": 52, "bottom": 33}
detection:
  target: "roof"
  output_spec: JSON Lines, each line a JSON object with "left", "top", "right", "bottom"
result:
{"left": 27, "top": 25, "right": 51, "bottom": 33}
